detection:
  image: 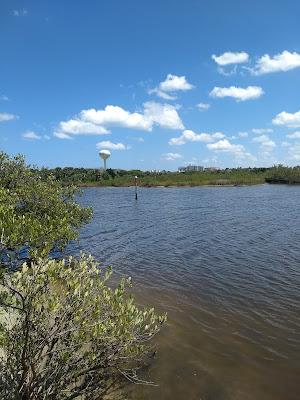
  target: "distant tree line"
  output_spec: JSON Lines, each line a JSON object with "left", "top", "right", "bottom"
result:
{"left": 37, "top": 167, "right": 151, "bottom": 184}
{"left": 265, "top": 165, "right": 300, "bottom": 184}
{"left": 33, "top": 165, "right": 300, "bottom": 186}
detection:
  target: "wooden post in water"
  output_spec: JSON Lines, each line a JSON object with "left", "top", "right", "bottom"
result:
{"left": 134, "top": 175, "right": 138, "bottom": 200}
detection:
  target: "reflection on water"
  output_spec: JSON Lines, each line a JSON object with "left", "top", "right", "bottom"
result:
{"left": 66, "top": 185, "right": 300, "bottom": 400}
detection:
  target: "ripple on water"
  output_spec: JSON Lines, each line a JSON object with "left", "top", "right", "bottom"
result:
{"left": 66, "top": 185, "right": 300, "bottom": 400}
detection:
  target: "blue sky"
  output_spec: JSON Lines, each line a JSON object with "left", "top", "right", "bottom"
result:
{"left": 1, "top": 0, "right": 300, "bottom": 170}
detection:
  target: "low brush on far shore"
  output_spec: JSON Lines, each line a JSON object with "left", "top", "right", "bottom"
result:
{"left": 36, "top": 165, "right": 300, "bottom": 187}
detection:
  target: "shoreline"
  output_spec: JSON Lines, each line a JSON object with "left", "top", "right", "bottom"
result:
{"left": 77, "top": 183, "right": 266, "bottom": 188}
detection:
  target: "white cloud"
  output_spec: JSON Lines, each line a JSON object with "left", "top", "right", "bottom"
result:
{"left": 159, "top": 74, "right": 194, "bottom": 92}
{"left": 169, "top": 129, "right": 225, "bottom": 146}
{"left": 54, "top": 132, "right": 73, "bottom": 139}
{"left": 207, "top": 139, "right": 245, "bottom": 154}
{"left": 212, "top": 51, "right": 249, "bottom": 66}
{"left": 0, "top": 112, "right": 18, "bottom": 122}
{"left": 54, "top": 102, "right": 184, "bottom": 139}
{"left": 22, "top": 131, "right": 41, "bottom": 140}
{"left": 149, "top": 74, "right": 194, "bottom": 100}
{"left": 238, "top": 131, "right": 248, "bottom": 138}
{"left": 55, "top": 119, "right": 109, "bottom": 138}
{"left": 272, "top": 110, "right": 300, "bottom": 128}
{"left": 287, "top": 131, "right": 300, "bottom": 139}
{"left": 80, "top": 105, "right": 151, "bottom": 131}
{"left": 149, "top": 89, "right": 176, "bottom": 100}
{"left": 162, "top": 152, "right": 183, "bottom": 161}
{"left": 252, "top": 135, "right": 276, "bottom": 150}
{"left": 210, "top": 86, "right": 264, "bottom": 101}
{"left": 96, "top": 141, "right": 129, "bottom": 150}
{"left": 13, "top": 9, "right": 28, "bottom": 16}
{"left": 0, "top": 95, "right": 9, "bottom": 101}
{"left": 143, "top": 101, "right": 184, "bottom": 130}
{"left": 252, "top": 128, "right": 273, "bottom": 134}
{"left": 196, "top": 102, "right": 211, "bottom": 111}
{"left": 207, "top": 139, "right": 255, "bottom": 161}
{"left": 251, "top": 51, "right": 300, "bottom": 75}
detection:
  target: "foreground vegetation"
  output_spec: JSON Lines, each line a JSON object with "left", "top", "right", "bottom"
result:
{"left": 0, "top": 153, "right": 92, "bottom": 264}
{"left": 0, "top": 152, "right": 165, "bottom": 399}
{"left": 38, "top": 165, "right": 300, "bottom": 187}
{"left": 0, "top": 255, "right": 165, "bottom": 399}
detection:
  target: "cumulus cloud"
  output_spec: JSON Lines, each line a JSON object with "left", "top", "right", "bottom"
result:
{"left": 159, "top": 74, "right": 194, "bottom": 92}
{"left": 196, "top": 102, "right": 211, "bottom": 111}
{"left": 22, "top": 131, "right": 41, "bottom": 140}
{"left": 169, "top": 129, "right": 225, "bottom": 146}
{"left": 54, "top": 102, "right": 184, "bottom": 139}
{"left": 143, "top": 101, "right": 184, "bottom": 130}
{"left": 207, "top": 138, "right": 255, "bottom": 160}
{"left": 162, "top": 152, "right": 183, "bottom": 161}
{"left": 0, "top": 112, "right": 18, "bottom": 122}
{"left": 212, "top": 51, "right": 249, "bottom": 66}
{"left": 149, "top": 74, "right": 194, "bottom": 100}
{"left": 207, "top": 139, "right": 244, "bottom": 154}
{"left": 252, "top": 135, "right": 276, "bottom": 151}
{"left": 252, "top": 128, "right": 273, "bottom": 134}
{"left": 80, "top": 106, "right": 151, "bottom": 131}
{"left": 272, "top": 110, "right": 300, "bottom": 128}
{"left": 238, "top": 131, "right": 248, "bottom": 138}
{"left": 286, "top": 131, "right": 300, "bottom": 139}
{"left": 96, "top": 141, "right": 129, "bottom": 150}
{"left": 210, "top": 86, "right": 264, "bottom": 101}
{"left": 54, "top": 120, "right": 109, "bottom": 138}
{"left": 251, "top": 51, "right": 300, "bottom": 75}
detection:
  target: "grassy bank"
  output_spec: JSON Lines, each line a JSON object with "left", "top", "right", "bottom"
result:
{"left": 37, "top": 166, "right": 300, "bottom": 187}
{"left": 77, "top": 170, "right": 266, "bottom": 187}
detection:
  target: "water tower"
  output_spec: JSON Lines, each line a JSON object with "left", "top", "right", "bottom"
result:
{"left": 99, "top": 149, "right": 111, "bottom": 170}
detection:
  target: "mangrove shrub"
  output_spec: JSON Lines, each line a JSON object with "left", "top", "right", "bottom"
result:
{"left": 0, "top": 254, "right": 166, "bottom": 399}
{"left": 0, "top": 152, "right": 92, "bottom": 264}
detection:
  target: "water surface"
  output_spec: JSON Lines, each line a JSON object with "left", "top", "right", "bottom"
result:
{"left": 67, "top": 185, "right": 300, "bottom": 400}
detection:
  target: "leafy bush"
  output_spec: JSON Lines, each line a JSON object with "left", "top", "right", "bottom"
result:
{"left": 0, "top": 152, "right": 92, "bottom": 264}
{"left": 0, "top": 254, "right": 166, "bottom": 399}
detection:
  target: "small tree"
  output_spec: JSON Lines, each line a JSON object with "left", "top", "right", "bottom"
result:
{"left": 0, "top": 152, "right": 92, "bottom": 265}
{"left": 0, "top": 254, "right": 166, "bottom": 399}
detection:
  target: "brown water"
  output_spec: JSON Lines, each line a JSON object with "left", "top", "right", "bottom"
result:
{"left": 68, "top": 185, "right": 300, "bottom": 400}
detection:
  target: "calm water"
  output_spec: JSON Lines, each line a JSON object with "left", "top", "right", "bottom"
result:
{"left": 67, "top": 185, "right": 300, "bottom": 400}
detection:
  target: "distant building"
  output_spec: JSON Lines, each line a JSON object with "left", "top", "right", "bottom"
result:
{"left": 204, "top": 167, "right": 219, "bottom": 172}
{"left": 178, "top": 165, "right": 204, "bottom": 172}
